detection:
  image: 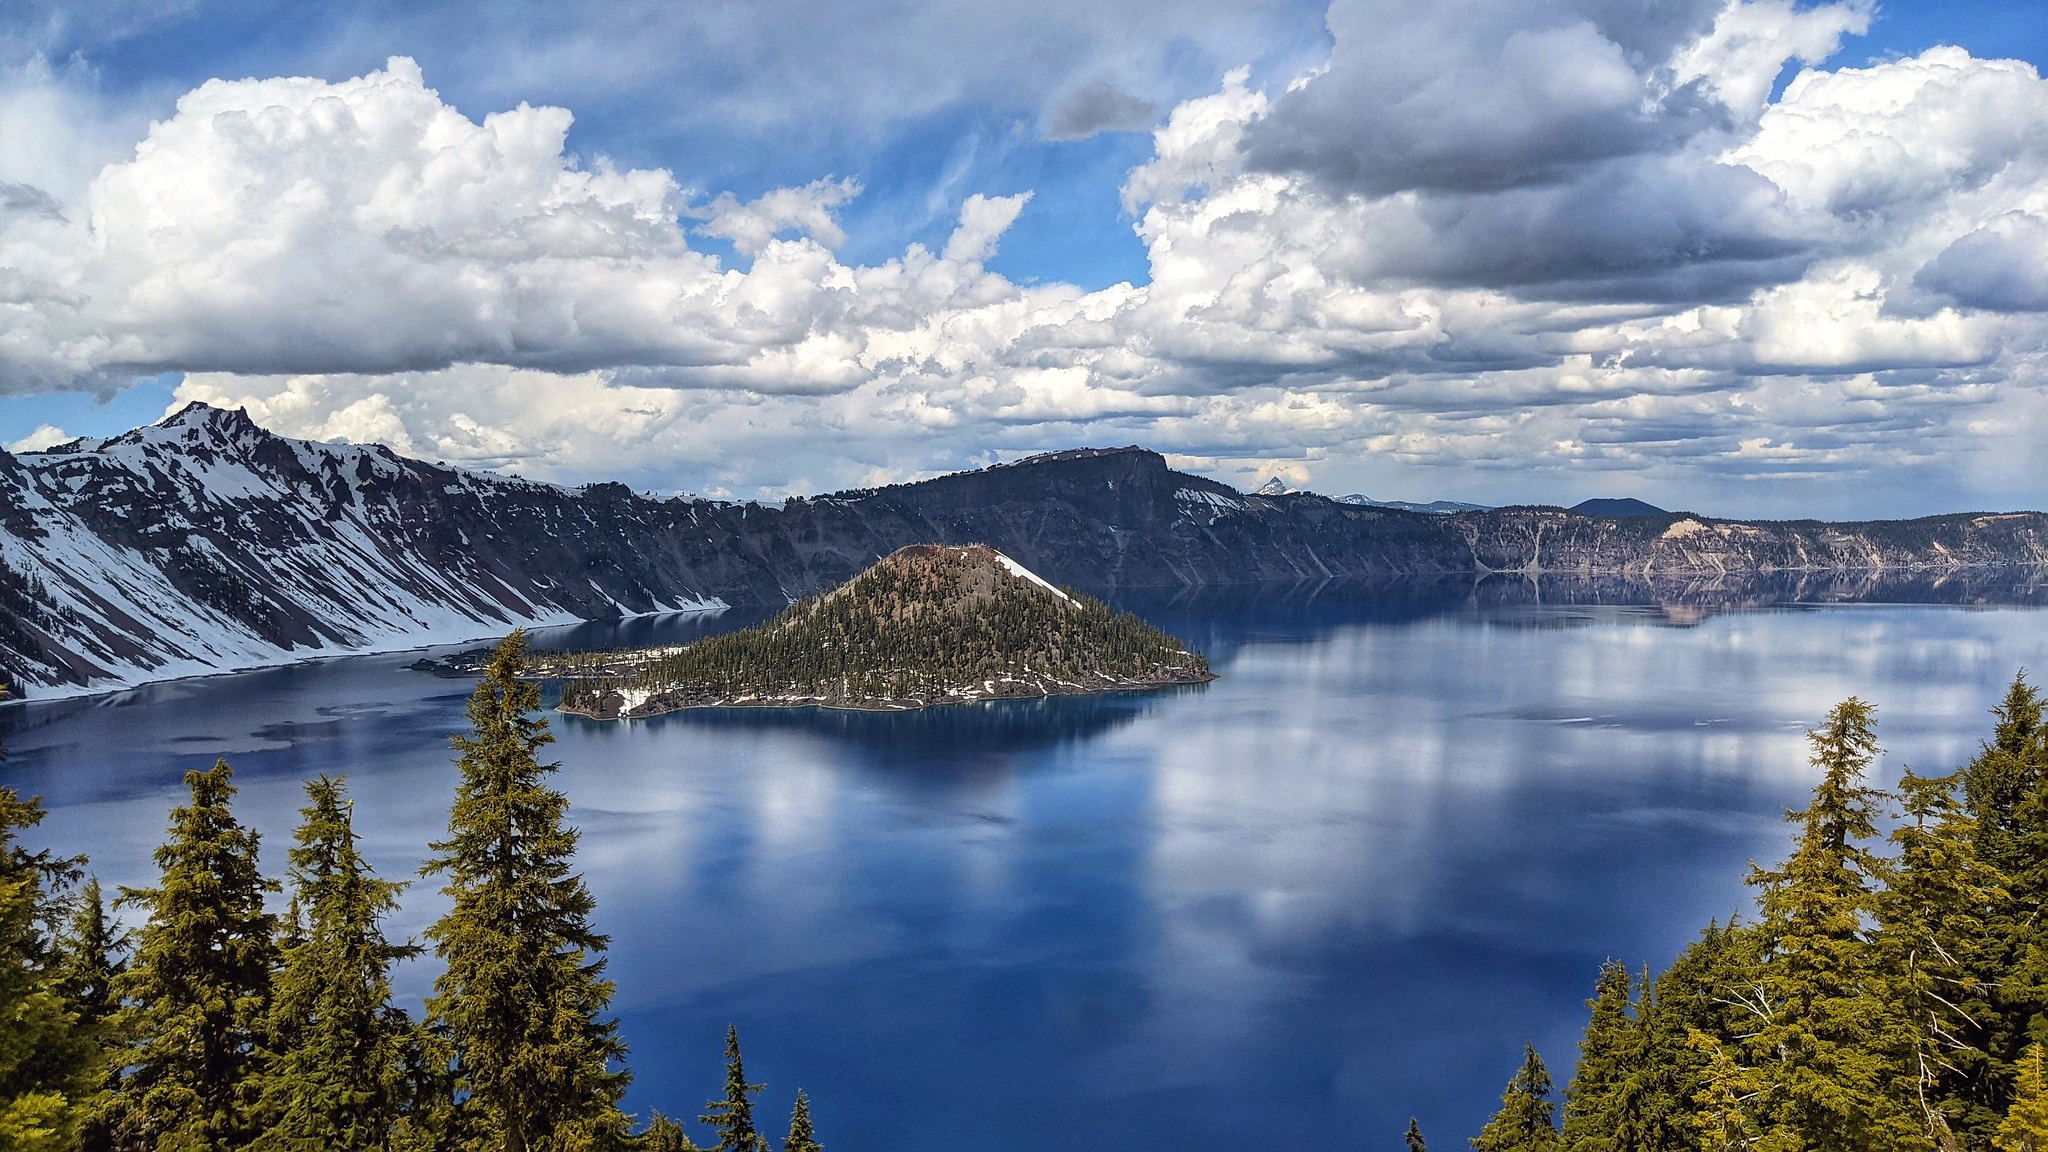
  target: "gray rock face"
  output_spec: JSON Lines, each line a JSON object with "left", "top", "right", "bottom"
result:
{"left": 2, "top": 406, "right": 2045, "bottom": 697}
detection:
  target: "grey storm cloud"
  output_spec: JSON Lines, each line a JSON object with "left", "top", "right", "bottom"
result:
{"left": 1325, "top": 155, "right": 1817, "bottom": 303}
{"left": 1045, "top": 80, "right": 1159, "bottom": 140}
{"left": 1917, "top": 212, "right": 2048, "bottom": 313}
{"left": 1232, "top": 0, "right": 1875, "bottom": 309}
{"left": 1242, "top": 0, "right": 1727, "bottom": 196}
{"left": 0, "top": 181, "right": 64, "bottom": 220}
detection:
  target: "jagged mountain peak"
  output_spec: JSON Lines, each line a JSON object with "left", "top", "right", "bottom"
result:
{"left": 106, "top": 400, "right": 269, "bottom": 449}
{"left": 1254, "top": 477, "right": 1291, "bottom": 496}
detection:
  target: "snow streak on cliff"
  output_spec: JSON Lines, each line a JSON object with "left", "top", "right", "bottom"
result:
{"left": 0, "top": 404, "right": 721, "bottom": 697}
{"left": 3, "top": 406, "right": 2045, "bottom": 699}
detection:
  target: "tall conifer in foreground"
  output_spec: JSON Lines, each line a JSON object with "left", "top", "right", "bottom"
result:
{"left": 1740, "top": 699, "right": 1926, "bottom": 1151}
{"left": 1471, "top": 1045, "right": 1561, "bottom": 1152}
{"left": 1876, "top": 764, "right": 2002, "bottom": 1148}
{"left": 782, "top": 1090, "right": 819, "bottom": 1152}
{"left": 1406, "top": 1117, "right": 1428, "bottom": 1151}
{"left": 1978, "top": 676, "right": 2048, "bottom": 1120}
{"left": 114, "top": 758, "right": 278, "bottom": 1152}
{"left": 1560, "top": 960, "right": 1633, "bottom": 1152}
{"left": 54, "top": 877, "right": 128, "bottom": 1152}
{"left": 640, "top": 1110, "right": 701, "bottom": 1152}
{"left": 701, "top": 1026, "right": 765, "bottom": 1152}
{"left": 254, "top": 775, "right": 424, "bottom": 1151}
{"left": 0, "top": 766, "right": 98, "bottom": 1151}
{"left": 2000, "top": 1044, "right": 2048, "bottom": 1152}
{"left": 423, "top": 631, "right": 630, "bottom": 1152}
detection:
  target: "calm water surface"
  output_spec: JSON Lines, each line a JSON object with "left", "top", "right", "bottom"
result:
{"left": 5, "top": 590, "right": 2048, "bottom": 1149}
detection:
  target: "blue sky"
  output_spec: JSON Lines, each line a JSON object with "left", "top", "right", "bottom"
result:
{"left": 3, "top": 0, "right": 2047, "bottom": 515}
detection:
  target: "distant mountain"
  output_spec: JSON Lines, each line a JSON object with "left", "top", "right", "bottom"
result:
{"left": 1571, "top": 498, "right": 1670, "bottom": 518}
{"left": 1339, "top": 494, "right": 1492, "bottom": 514}
{"left": 1254, "top": 477, "right": 1291, "bottom": 496}
{"left": 3, "top": 405, "right": 2045, "bottom": 699}
{"left": 555, "top": 543, "right": 1212, "bottom": 717}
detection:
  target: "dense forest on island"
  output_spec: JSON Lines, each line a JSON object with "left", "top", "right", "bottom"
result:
{"left": 0, "top": 637, "right": 812, "bottom": 1152}
{"left": 556, "top": 544, "right": 1212, "bottom": 716}
{"left": 1420, "top": 674, "right": 2048, "bottom": 1152}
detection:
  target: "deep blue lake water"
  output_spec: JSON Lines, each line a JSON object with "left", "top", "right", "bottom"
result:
{"left": 5, "top": 586, "right": 2048, "bottom": 1149}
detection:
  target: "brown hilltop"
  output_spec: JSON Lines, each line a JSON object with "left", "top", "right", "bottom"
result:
{"left": 814, "top": 543, "right": 1074, "bottom": 615}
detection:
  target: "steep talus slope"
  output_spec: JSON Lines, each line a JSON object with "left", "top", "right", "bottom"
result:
{"left": 1, "top": 406, "right": 2044, "bottom": 698}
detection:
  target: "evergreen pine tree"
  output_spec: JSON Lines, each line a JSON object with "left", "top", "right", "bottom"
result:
{"left": 1561, "top": 960, "right": 1633, "bottom": 1152}
{"left": 1407, "top": 1117, "right": 1428, "bottom": 1151}
{"left": 53, "top": 877, "right": 125, "bottom": 1029}
{"left": 1998, "top": 1044, "right": 2048, "bottom": 1152}
{"left": 1471, "top": 1045, "right": 1561, "bottom": 1152}
{"left": 113, "top": 758, "right": 278, "bottom": 1152}
{"left": 782, "top": 1090, "right": 819, "bottom": 1152}
{"left": 53, "top": 876, "right": 128, "bottom": 1152}
{"left": 1633, "top": 921, "right": 1758, "bottom": 1150}
{"left": 253, "top": 775, "right": 426, "bottom": 1151}
{"left": 700, "top": 1026, "right": 765, "bottom": 1152}
{"left": 0, "top": 776, "right": 97, "bottom": 1152}
{"left": 1685, "top": 1031, "right": 1765, "bottom": 1152}
{"left": 1984, "top": 677, "right": 2048, "bottom": 1114}
{"left": 1876, "top": 765, "right": 2003, "bottom": 1149}
{"left": 423, "top": 631, "right": 631, "bottom": 1152}
{"left": 1741, "top": 699, "right": 1927, "bottom": 1151}
{"left": 640, "top": 1110, "right": 700, "bottom": 1152}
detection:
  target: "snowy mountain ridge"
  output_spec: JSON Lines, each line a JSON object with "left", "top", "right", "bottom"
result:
{"left": 0, "top": 404, "right": 725, "bottom": 698}
{"left": 4, "top": 407, "right": 2046, "bottom": 700}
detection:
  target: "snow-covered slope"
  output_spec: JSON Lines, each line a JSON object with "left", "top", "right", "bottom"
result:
{"left": 0, "top": 404, "right": 723, "bottom": 698}
{"left": 3, "top": 412, "right": 2042, "bottom": 700}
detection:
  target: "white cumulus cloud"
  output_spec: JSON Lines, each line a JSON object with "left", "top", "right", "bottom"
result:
{"left": 3, "top": 3, "right": 2048, "bottom": 517}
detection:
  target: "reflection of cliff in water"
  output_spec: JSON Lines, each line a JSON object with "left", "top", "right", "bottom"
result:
{"left": 1113, "top": 566, "right": 2048, "bottom": 662}
{"left": 1464, "top": 565, "right": 2048, "bottom": 614}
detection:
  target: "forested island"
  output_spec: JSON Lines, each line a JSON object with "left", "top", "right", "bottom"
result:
{"left": 1429, "top": 675, "right": 2048, "bottom": 1152}
{"left": 553, "top": 544, "right": 1214, "bottom": 718}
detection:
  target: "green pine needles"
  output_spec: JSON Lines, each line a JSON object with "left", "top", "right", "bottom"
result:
{"left": 0, "top": 713, "right": 104, "bottom": 1152}
{"left": 700, "top": 1025, "right": 763, "bottom": 1152}
{"left": 253, "top": 775, "right": 427, "bottom": 1152}
{"left": 1458, "top": 676, "right": 2048, "bottom": 1151}
{"left": 115, "top": 759, "right": 279, "bottom": 1151}
{"left": 1472, "top": 1045, "right": 1561, "bottom": 1152}
{"left": 0, "top": 636, "right": 831, "bottom": 1152}
{"left": 423, "top": 631, "right": 631, "bottom": 1152}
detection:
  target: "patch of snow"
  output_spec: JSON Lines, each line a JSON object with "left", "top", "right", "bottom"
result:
{"left": 990, "top": 550, "right": 1074, "bottom": 603}
{"left": 0, "top": 415, "right": 728, "bottom": 701}
{"left": 1661, "top": 518, "right": 1707, "bottom": 540}
{"left": 1175, "top": 487, "right": 1243, "bottom": 510}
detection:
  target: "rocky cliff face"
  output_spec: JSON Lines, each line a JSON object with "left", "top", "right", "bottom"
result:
{"left": 2, "top": 405, "right": 2044, "bottom": 697}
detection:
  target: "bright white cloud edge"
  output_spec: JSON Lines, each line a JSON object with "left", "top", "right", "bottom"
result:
{"left": 0, "top": 1, "right": 2044, "bottom": 517}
